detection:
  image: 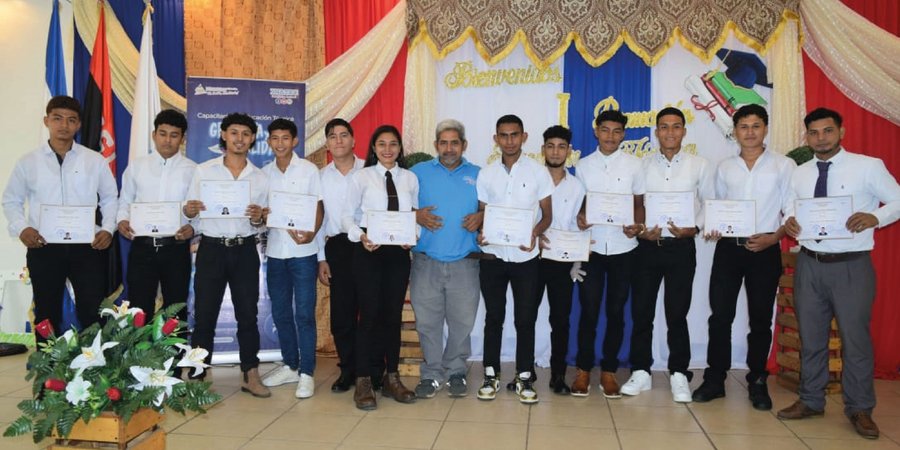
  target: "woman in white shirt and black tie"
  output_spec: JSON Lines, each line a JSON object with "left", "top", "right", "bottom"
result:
{"left": 342, "top": 125, "right": 419, "bottom": 410}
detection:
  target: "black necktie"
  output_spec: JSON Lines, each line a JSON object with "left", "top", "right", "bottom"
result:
{"left": 385, "top": 171, "right": 399, "bottom": 211}
{"left": 814, "top": 161, "right": 831, "bottom": 198}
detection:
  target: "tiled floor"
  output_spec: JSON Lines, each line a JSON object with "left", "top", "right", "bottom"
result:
{"left": 0, "top": 353, "right": 898, "bottom": 449}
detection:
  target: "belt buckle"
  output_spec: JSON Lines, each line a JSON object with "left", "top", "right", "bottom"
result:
{"left": 152, "top": 237, "right": 163, "bottom": 248}
{"left": 656, "top": 239, "right": 663, "bottom": 247}
{"left": 735, "top": 237, "right": 748, "bottom": 246}
{"left": 224, "top": 237, "right": 243, "bottom": 247}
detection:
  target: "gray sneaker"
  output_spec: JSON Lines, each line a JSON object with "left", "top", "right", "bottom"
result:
{"left": 415, "top": 379, "right": 441, "bottom": 399}
{"left": 447, "top": 374, "right": 467, "bottom": 397}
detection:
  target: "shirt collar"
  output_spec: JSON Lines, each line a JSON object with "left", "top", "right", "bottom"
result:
{"left": 655, "top": 149, "right": 682, "bottom": 165}
{"left": 151, "top": 149, "right": 183, "bottom": 165}
{"left": 815, "top": 147, "right": 847, "bottom": 165}
{"left": 326, "top": 157, "right": 364, "bottom": 174}
{"left": 593, "top": 147, "right": 621, "bottom": 162}
{"left": 374, "top": 161, "right": 399, "bottom": 177}
{"left": 431, "top": 157, "right": 470, "bottom": 173}
{"left": 218, "top": 155, "right": 257, "bottom": 178}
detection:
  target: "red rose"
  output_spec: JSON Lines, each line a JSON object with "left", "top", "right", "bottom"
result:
{"left": 133, "top": 311, "right": 147, "bottom": 328}
{"left": 35, "top": 319, "right": 54, "bottom": 339}
{"left": 44, "top": 379, "right": 66, "bottom": 392}
{"left": 161, "top": 318, "right": 179, "bottom": 335}
{"left": 106, "top": 387, "right": 121, "bottom": 401}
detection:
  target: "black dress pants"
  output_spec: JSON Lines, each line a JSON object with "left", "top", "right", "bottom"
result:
{"left": 630, "top": 238, "right": 696, "bottom": 378}
{"left": 576, "top": 249, "right": 634, "bottom": 372}
{"left": 704, "top": 240, "right": 781, "bottom": 384}
{"left": 324, "top": 234, "right": 363, "bottom": 375}
{"left": 539, "top": 258, "right": 574, "bottom": 376}
{"left": 126, "top": 238, "right": 191, "bottom": 323}
{"left": 27, "top": 244, "right": 107, "bottom": 336}
{"left": 480, "top": 257, "right": 542, "bottom": 374}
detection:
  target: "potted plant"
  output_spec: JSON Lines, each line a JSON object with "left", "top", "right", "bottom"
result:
{"left": 3, "top": 300, "right": 220, "bottom": 445}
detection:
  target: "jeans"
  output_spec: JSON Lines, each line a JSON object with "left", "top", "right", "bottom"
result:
{"left": 267, "top": 254, "right": 318, "bottom": 376}
{"left": 480, "top": 257, "right": 542, "bottom": 374}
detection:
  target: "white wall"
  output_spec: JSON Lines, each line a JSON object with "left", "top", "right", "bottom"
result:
{"left": 0, "top": 0, "right": 74, "bottom": 271}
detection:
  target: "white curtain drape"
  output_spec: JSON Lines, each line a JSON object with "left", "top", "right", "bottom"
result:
{"left": 402, "top": 41, "right": 437, "bottom": 156}
{"left": 801, "top": 0, "right": 900, "bottom": 125}
{"left": 768, "top": 18, "right": 806, "bottom": 153}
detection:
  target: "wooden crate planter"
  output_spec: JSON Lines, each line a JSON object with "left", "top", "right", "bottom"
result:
{"left": 49, "top": 408, "right": 165, "bottom": 450}
{"left": 775, "top": 251, "right": 842, "bottom": 394}
{"left": 398, "top": 302, "right": 423, "bottom": 377}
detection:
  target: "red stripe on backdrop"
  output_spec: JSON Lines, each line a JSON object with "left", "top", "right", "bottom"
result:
{"left": 323, "top": 0, "right": 408, "bottom": 158}
{"left": 804, "top": 0, "right": 900, "bottom": 379}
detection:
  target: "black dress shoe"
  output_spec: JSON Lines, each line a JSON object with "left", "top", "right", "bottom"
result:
{"left": 331, "top": 372, "right": 355, "bottom": 393}
{"left": 748, "top": 379, "right": 772, "bottom": 411}
{"left": 549, "top": 374, "right": 571, "bottom": 395}
{"left": 692, "top": 381, "right": 726, "bottom": 402}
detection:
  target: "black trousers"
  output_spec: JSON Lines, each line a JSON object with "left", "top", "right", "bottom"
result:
{"left": 704, "top": 240, "right": 781, "bottom": 384}
{"left": 27, "top": 244, "right": 107, "bottom": 335}
{"left": 191, "top": 237, "right": 261, "bottom": 373}
{"left": 126, "top": 240, "right": 191, "bottom": 323}
{"left": 352, "top": 243, "right": 410, "bottom": 377}
{"left": 480, "top": 257, "right": 542, "bottom": 374}
{"left": 324, "top": 234, "right": 360, "bottom": 374}
{"left": 539, "top": 258, "right": 574, "bottom": 376}
{"left": 576, "top": 249, "right": 634, "bottom": 372}
{"left": 630, "top": 238, "right": 696, "bottom": 377}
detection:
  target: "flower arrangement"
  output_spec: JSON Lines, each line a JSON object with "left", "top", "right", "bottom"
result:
{"left": 3, "top": 301, "right": 221, "bottom": 443}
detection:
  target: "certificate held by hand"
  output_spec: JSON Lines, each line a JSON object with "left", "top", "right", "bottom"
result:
{"left": 543, "top": 228, "right": 591, "bottom": 262}
{"left": 586, "top": 192, "right": 634, "bottom": 226}
{"left": 705, "top": 200, "right": 756, "bottom": 237}
{"left": 268, "top": 191, "right": 317, "bottom": 230}
{"left": 199, "top": 180, "right": 250, "bottom": 219}
{"left": 795, "top": 196, "right": 853, "bottom": 240}
{"left": 366, "top": 211, "right": 416, "bottom": 246}
{"left": 39, "top": 205, "right": 95, "bottom": 244}
{"left": 645, "top": 191, "right": 695, "bottom": 235}
{"left": 482, "top": 205, "right": 535, "bottom": 247}
{"left": 131, "top": 202, "right": 181, "bottom": 236}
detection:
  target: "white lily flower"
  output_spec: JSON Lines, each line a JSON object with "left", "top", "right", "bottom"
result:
{"left": 60, "top": 329, "right": 76, "bottom": 345}
{"left": 130, "top": 357, "right": 183, "bottom": 406}
{"left": 99, "top": 301, "right": 144, "bottom": 328}
{"left": 69, "top": 333, "right": 118, "bottom": 372}
{"left": 65, "top": 376, "right": 92, "bottom": 405}
{"left": 174, "top": 344, "right": 210, "bottom": 378}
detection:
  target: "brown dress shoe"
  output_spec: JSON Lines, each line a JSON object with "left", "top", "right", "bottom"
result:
{"left": 354, "top": 376, "right": 377, "bottom": 410}
{"left": 849, "top": 412, "right": 879, "bottom": 439}
{"left": 382, "top": 372, "right": 416, "bottom": 403}
{"left": 600, "top": 371, "right": 621, "bottom": 398}
{"left": 571, "top": 368, "right": 590, "bottom": 397}
{"left": 777, "top": 400, "right": 824, "bottom": 420}
{"left": 241, "top": 368, "right": 272, "bottom": 398}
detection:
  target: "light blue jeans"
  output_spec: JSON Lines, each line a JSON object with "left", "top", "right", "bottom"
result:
{"left": 266, "top": 255, "right": 318, "bottom": 376}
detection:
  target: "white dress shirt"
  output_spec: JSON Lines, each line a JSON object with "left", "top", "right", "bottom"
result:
{"left": 342, "top": 162, "right": 419, "bottom": 243}
{"left": 549, "top": 171, "right": 586, "bottom": 232}
{"left": 262, "top": 155, "right": 323, "bottom": 259}
{"left": 476, "top": 155, "right": 554, "bottom": 262}
{"left": 785, "top": 148, "right": 900, "bottom": 252}
{"left": 316, "top": 158, "right": 364, "bottom": 261}
{"left": 3, "top": 142, "right": 118, "bottom": 236}
{"left": 116, "top": 151, "right": 197, "bottom": 234}
{"left": 643, "top": 149, "right": 714, "bottom": 236}
{"left": 187, "top": 156, "right": 269, "bottom": 238}
{"left": 575, "top": 149, "right": 645, "bottom": 255}
{"left": 715, "top": 149, "right": 795, "bottom": 233}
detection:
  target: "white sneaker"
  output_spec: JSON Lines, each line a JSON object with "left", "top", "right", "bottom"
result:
{"left": 620, "top": 370, "right": 652, "bottom": 396}
{"left": 295, "top": 373, "right": 315, "bottom": 399}
{"left": 262, "top": 365, "right": 300, "bottom": 387}
{"left": 670, "top": 373, "right": 692, "bottom": 403}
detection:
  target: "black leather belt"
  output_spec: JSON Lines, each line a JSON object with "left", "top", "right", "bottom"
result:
{"left": 133, "top": 236, "right": 185, "bottom": 248}
{"left": 201, "top": 235, "right": 257, "bottom": 247}
{"left": 721, "top": 237, "right": 750, "bottom": 246}
{"left": 653, "top": 237, "right": 693, "bottom": 247}
{"left": 800, "top": 247, "right": 869, "bottom": 263}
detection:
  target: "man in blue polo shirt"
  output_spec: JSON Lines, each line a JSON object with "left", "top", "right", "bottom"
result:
{"left": 410, "top": 119, "right": 482, "bottom": 399}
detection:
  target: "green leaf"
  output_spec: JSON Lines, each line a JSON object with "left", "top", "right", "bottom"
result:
{"left": 3, "top": 416, "right": 33, "bottom": 437}
{"left": 16, "top": 399, "right": 43, "bottom": 416}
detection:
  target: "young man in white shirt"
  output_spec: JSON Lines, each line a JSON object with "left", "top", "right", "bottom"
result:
{"left": 182, "top": 113, "right": 269, "bottom": 397}
{"left": 315, "top": 118, "right": 368, "bottom": 393}
{"left": 2, "top": 96, "right": 118, "bottom": 335}
{"left": 537, "top": 125, "right": 585, "bottom": 395}
{"left": 259, "top": 119, "right": 324, "bottom": 398}
{"left": 476, "top": 114, "right": 553, "bottom": 404}
{"left": 624, "top": 107, "right": 714, "bottom": 403}
{"left": 572, "top": 111, "right": 645, "bottom": 398}
{"left": 117, "top": 110, "right": 196, "bottom": 332}
{"left": 777, "top": 108, "right": 900, "bottom": 440}
{"left": 692, "top": 104, "right": 795, "bottom": 410}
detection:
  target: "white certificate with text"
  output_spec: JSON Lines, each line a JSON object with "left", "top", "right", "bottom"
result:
{"left": 542, "top": 228, "right": 591, "bottom": 262}
{"left": 199, "top": 180, "right": 250, "bottom": 219}
{"left": 366, "top": 211, "right": 416, "bottom": 246}
{"left": 131, "top": 202, "right": 181, "bottom": 236}
{"left": 585, "top": 192, "right": 634, "bottom": 226}
{"left": 39, "top": 205, "right": 95, "bottom": 244}
{"left": 268, "top": 191, "right": 318, "bottom": 231}
{"left": 705, "top": 200, "right": 756, "bottom": 238}
{"left": 795, "top": 196, "right": 853, "bottom": 240}
{"left": 645, "top": 191, "right": 695, "bottom": 237}
{"left": 483, "top": 205, "right": 535, "bottom": 247}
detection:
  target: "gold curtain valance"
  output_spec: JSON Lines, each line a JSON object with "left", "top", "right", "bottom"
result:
{"left": 407, "top": 0, "right": 799, "bottom": 67}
